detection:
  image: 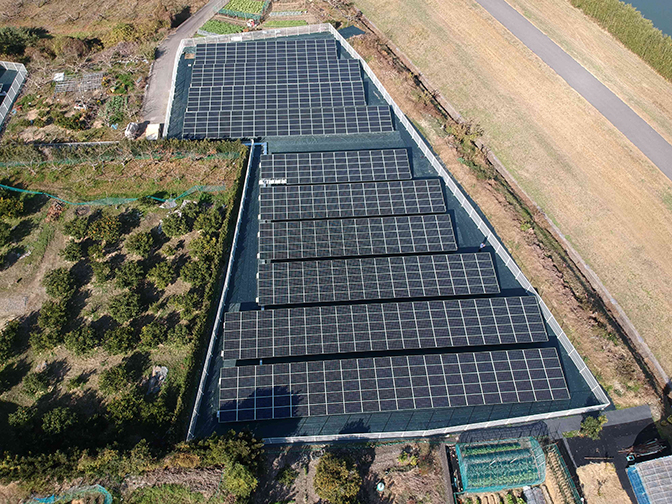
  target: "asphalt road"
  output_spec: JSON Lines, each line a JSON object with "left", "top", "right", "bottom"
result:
{"left": 142, "top": 0, "right": 227, "bottom": 125}
{"left": 475, "top": 0, "right": 672, "bottom": 182}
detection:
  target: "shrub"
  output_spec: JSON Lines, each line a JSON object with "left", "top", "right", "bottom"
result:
{"left": 140, "top": 321, "right": 168, "bottom": 347}
{"left": 99, "top": 364, "right": 133, "bottom": 395}
{"left": 52, "top": 36, "right": 89, "bottom": 59}
{"left": 91, "top": 260, "right": 112, "bottom": 283}
{"left": 180, "top": 260, "right": 210, "bottom": 288}
{"left": 66, "top": 373, "right": 88, "bottom": 391}
{"left": 0, "top": 196, "right": 23, "bottom": 218}
{"left": 63, "top": 217, "right": 88, "bottom": 240}
{"left": 148, "top": 261, "right": 174, "bottom": 290}
{"left": 0, "top": 319, "right": 20, "bottom": 361}
{"left": 88, "top": 242, "right": 104, "bottom": 260}
{"left": 23, "top": 371, "right": 49, "bottom": 398}
{"left": 162, "top": 213, "right": 189, "bottom": 237}
{"left": 42, "top": 267, "right": 75, "bottom": 300}
{"left": 109, "top": 292, "right": 142, "bottom": 324}
{"left": 37, "top": 300, "right": 68, "bottom": 337}
{"left": 168, "top": 324, "right": 191, "bottom": 345}
{"left": 189, "top": 234, "right": 218, "bottom": 261}
{"left": 277, "top": 465, "right": 299, "bottom": 487}
{"left": 104, "top": 23, "right": 138, "bottom": 46}
{"left": 581, "top": 415, "right": 607, "bottom": 440}
{"left": 115, "top": 261, "right": 143, "bottom": 289}
{"left": 103, "top": 325, "right": 137, "bottom": 355}
{"left": 313, "top": 453, "right": 362, "bottom": 504}
{"left": 107, "top": 388, "right": 143, "bottom": 424}
{"left": 181, "top": 201, "right": 201, "bottom": 221}
{"left": 126, "top": 231, "right": 154, "bottom": 258}
{"left": 0, "top": 221, "right": 11, "bottom": 247}
{"left": 162, "top": 244, "right": 176, "bottom": 257}
{"left": 59, "top": 240, "right": 83, "bottom": 262}
{"left": 0, "top": 26, "right": 42, "bottom": 56}
{"left": 170, "top": 292, "right": 200, "bottom": 320}
{"left": 42, "top": 407, "right": 78, "bottom": 436}
{"left": 223, "top": 462, "right": 258, "bottom": 501}
{"left": 88, "top": 214, "right": 122, "bottom": 244}
{"left": 194, "top": 208, "right": 223, "bottom": 234}
{"left": 64, "top": 325, "right": 98, "bottom": 355}
{"left": 8, "top": 405, "right": 37, "bottom": 429}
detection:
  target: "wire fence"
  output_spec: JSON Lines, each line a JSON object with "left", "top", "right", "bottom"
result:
{"left": 0, "top": 61, "right": 27, "bottom": 130}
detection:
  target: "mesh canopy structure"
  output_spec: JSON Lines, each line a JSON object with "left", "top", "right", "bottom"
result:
{"left": 456, "top": 437, "right": 546, "bottom": 493}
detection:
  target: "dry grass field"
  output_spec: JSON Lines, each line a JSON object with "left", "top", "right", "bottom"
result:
{"left": 354, "top": 0, "right": 672, "bottom": 375}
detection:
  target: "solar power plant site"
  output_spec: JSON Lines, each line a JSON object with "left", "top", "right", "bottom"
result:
{"left": 168, "top": 30, "right": 608, "bottom": 440}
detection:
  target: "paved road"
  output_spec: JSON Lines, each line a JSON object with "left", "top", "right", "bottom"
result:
{"left": 142, "top": 0, "right": 227, "bottom": 124}
{"left": 475, "top": 0, "right": 672, "bottom": 182}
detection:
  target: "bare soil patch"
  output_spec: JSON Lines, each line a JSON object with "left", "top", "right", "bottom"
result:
{"left": 576, "top": 462, "right": 629, "bottom": 504}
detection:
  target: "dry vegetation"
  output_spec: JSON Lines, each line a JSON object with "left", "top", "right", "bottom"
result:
{"left": 349, "top": 0, "right": 672, "bottom": 383}
{"left": 576, "top": 462, "right": 630, "bottom": 503}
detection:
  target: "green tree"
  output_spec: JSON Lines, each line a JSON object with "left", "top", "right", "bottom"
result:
{"left": 99, "top": 364, "right": 133, "bottom": 396}
{"left": 0, "top": 194, "right": 23, "bottom": 218}
{"left": 91, "top": 260, "right": 112, "bottom": 283}
{"left": 313, "top": 453, "right": 362, "bottom": 504}
{"left": 162, "top": 213, "right": 189, "bottom": 237}
{"left": 8, "top": 405, "right": 37, "bottom": 429}
{"left": 580, "top": 415, "right": 607, "bottom": 440}
{"left": 23, "top": 371, "right": 49, "bottom": 398}
{"left": 103, "top": 325, "right": 137, "bottom": 355}
{"left": 0, "top": 319, "right": 20, "bottom": 361}
{"left": 194, "top": 208, "right": 223, "bottom": 234}
{"left": 140, "top": 321, "right": 168, "bottom": 347}
{"left": 109, "top": 292, "right": 142, "bottom": 324}
{"left": 107, "top": 388, "right": 143, "bottom": 424}
{"left": 0, "top": 26, "right": 43, "bottom": 56}
{"left": 223, "top": 462, "right": 258, "bottom": 501}
{"left": 115, "top": 261, "right": 144, "bottom": 289}
{"left": 36, "top": 300, "right": 68, "bottom": 343}
{"left": 126, "top": 231, "right": 154, "bottom": 258}
{"left": 169, "top": 324, "right": 191, "bottom": 345}
{"left": 42, "top": 267, "right": 75, "bottom": 300}
{"left": 180, "top": 260, "right": 210, "bottom": 288}
{"left": 0, "top": 221, "right": 11, "bottom": 247}
{"left": 148, "top": 261, "right": 174, "bottom": 289}
{"left": 63, "top": 217, "right": 88, "bottom": 240}
{"left": 42, "top": 407, "right": 78, "bottom": 436}
{"left": 64, "top": 325, "right": 98, "bottom": 355}
{"left": 89, "top": 214, "right": 122, "bottom": 244}
{"left": 88, "top": 242, "right": 104, "bottom": 260}
{"left": 59, "top": 240, "right": 83, "bottom": 262}
{"left": 189, "top": 234, "right": 218, "bottom": 261}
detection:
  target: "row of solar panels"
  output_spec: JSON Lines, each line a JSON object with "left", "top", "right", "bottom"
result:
{"left": 193, "top": 39, "right": 339, "bottom": 65}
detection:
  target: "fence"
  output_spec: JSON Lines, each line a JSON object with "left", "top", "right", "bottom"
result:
{"left": 0, "top": 61, "right": 27, "bottom": 130}
{"left": 544, "top": 444, "right": 583, "bottom": 504}
{"left": 173, "top": 24, "right": 610, "bottom": 442}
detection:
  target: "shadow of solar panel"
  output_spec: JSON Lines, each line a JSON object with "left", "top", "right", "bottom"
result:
{"left": 181, "top": 106, "right": 394, "bottom": 140}
{"left": 259, "top": 149, "right": 411, "bottom": 185}
{"left": 218, "top": 348, "right": 570, "bottom": 421}
{"left": 258, "top": 179, "right": 446, "bottom": 221}
{"left": 258, "top": 214, "right": 457, "bottom": 261}
{"left": 222, "top": 296, "right": 548, "bottom": 360}
{"left": 256, "top": 253, "right": 500, "bottom": 306}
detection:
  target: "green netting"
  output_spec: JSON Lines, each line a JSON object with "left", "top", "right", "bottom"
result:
{"left": 32, "top": 484, "right": 112, "bottom": 504}
{"left": 219, "top": 0, "right": 270, "bottom": 21}
{"left": 456, "top": 437, "right": 546, "bottom": 494}
{"left": 0, "top": 183, "right": 226, "bottom": 206}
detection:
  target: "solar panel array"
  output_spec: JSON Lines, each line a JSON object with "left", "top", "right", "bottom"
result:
{"left": 258, "top": 214, "right": 457, "bottom": 261}
{"left": 203, "top": 36, "right": 573, "bottom": 425}
{"left": 258, "top": 179, "right": 446, "bottom": 221}
{"left": 259, "top": 149, "right": 411, "bottom": 185}
{"left": 222, "top": 296, "right": 548, "bottom": 360}
{"left": 257, "top": 253, "right": 500, "bottom": 306}
{"left": 218, "top": 348, "right": 570, "bottom": 421}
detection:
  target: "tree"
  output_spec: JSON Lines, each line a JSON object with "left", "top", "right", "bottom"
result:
{"left": 140, "top": 321, "right": 168, "bottom": 347}
{"left": 0, "top": 319, "right": 20, "bottom": 361}
{"left": 103, "top": 326, "right": 137, "bottom": 355}
{"left": 59, "top": 240, "right": 83, "bottom": 262}
{"left": 0, "top": 221, "right": 11, "bottom": 247}
{"left": 313, "top": 453, "right": 362, "bottom": 504}
{"left": 23, "top": 371, "right": 49, "bottom": 398}
{"left": 106, "top": 388, "right": 143, "bottom": 424}
{"left": 580, "top": 415, "right": 607, "bottom": 440}
{"left": 0, "top": 27, "right": 43, "bottom": 56}
{"left": 37, "top": 300, "right": 68, "bottom": 342}
{"left": 88, "top": 214, "right": 121, "bottom": 244}
{"left": 42, "top": 407, "right": 78, "bottom": 436}
{"left": 148, "top": 261, "right": 174, "bottom": 289}
{"left": 109, "top": 292, "right": 142, "bottom": 324}
{"left": 42, "top": 267, "right": 75, "bottom": 300}
{"left": 115, "top": 261, "right": 143, "bottom": 289}
{"left": 64, "top": 325, "right": 98, "bottom": 355}
{"left": 180, "top": 260, "right": 210, "bottom": 288}
{"left": 126, "top": 231, "right": 154, "bottom": 258}
{"left": 162, "top": 213, "right": 189, "bottom": 237}
{"left": 63, "top": 217, "right": 88, "bottom": 240}
{"left": 194, "top": 208, "right": 223, "bottom": 234}
{"left": 99, "top": 364, "right": 132, "bottom": 395}
{"left": 223, "top": 462, "right": 258, "bottom": 501}
{"left": 189, "top": 234, "right": 219, "bottom": 261}
{"left": 8, "top": 405, "right": 37, "bottom": 429}
{"left": 91, "top": 260, "right": 112, "bottom": 284}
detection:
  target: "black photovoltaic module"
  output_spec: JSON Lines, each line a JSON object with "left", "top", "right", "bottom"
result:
{"left": 221, "top": 296, "right": 549, "bottom": 360}
{"left": 256, "top": 253, "right": 500, "bottom": 306}
{"left": 218, "top": 348, "right": 571, "bottom": 422}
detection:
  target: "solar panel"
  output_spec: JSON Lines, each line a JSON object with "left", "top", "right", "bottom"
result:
{"left": 258, "top": 179, "right": 446, "bottom": 221}
{"left": 256, "top": 253, "right": 500, "bottom": 306}
{"left": 222, "top": 296, "right": 548, "bottom": 360}
{"left": 194, "top": 39, "right": 338, "bottom": 66}
{"left": 258, "top": 214, "right": 457, "bottom": 261}
{"left": 259, "top": 149, "right": 411, "bottom": 185}
{"left": 189, "top": 60, "right": 362, "bottom": 87}
{"left": 218, "top": 348, "right": 571, "bottom": 421}
{"left": 182, "top": 106, "right": 394, "bottom": 139}
{"left": 186, "top": 81, "right": 366, "bottom": 111}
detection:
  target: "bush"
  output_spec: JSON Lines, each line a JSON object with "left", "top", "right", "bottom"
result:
{"left": 52, "top": 36, "right": 89, "bottom": 59}
{"left": 107, "top": 388, "right": 143, "bottom": 424}
{"left": 99, "top": 364, "right": 133, "bottom": 396}
{"left": 37, "top": 300, "right": 68, "bottom": 337}
{"left": 88, "top": 242, "right": 104, "bottom": 260}
{"left": 91, "top": 260, "right": 112, "bottom": 283}
{"left": 115, "top": 261, "right": 143, "bottom": 289}
{"left": 104, "top": 23, "right": 138, "bottom": 46}
{"left": 42, "top": 267, "right": 75, "bottom": 300}
{"left": 277, "top": 465, "right": 299, "bottom": 487}
{"left": 180, "top": 260, "right": 210, "bottom": 288}
{"left": 162, "top": 213, "right": 189, "bottom": 237}
{"left": 581, "top": 415, "right": 607, "bottom": 440}
{"left": 170, "top": 292, "right": 200, "bottom": 320}
{"left": 42, "top": 407, "right": 78, "bottom": 436}
{"left": 59, "top": 240, "right": 83, "bottom": 262}
{"left": 66, "top": 373, "right": 88, "bottom": 391}
{"left": 194, "top": 208, "right": 223, "bottom": 234}
{"left": 0, "top": 319, "right": 20, "bottom": 361}
{"left": 63, "top": 217, "right": 88, "bottom": 240}
{"left": 109, "top": 292, "right": 142, "bottom": 324}
{"left": 181, "top": 201, "right": 201, "bottom": 221}
{"left": 162, "top": 244, "right": 176, "bottom": 257}
{"left": 140, "top": 321, "right": 168, "bottom": 347}
{"left": 0, "top": 26, "right": 42, "bottom": 56}
{"left": 89, "top": 214, "right": 122, "bottom": 244}
{"left": 168, "top": 324, "right": 191, "bottom": 345}
{"left": 64, "top": 325, "right": 98, "bottom": 355}
{"left": 23, "top": 371, "right": 49, "bottom": 398}
{"left": 103, "top": 325, "right": 137, "bottom": 354}
{"left": 223, "top": 462, "right": 258, "bottom": 501}
{"left": 0, "top": 221, "right": 11, "bottom": 247}
{"left": 0, "top": 196, "right": 23, "bottom": 218}
{"left": 313, "top": 453, "right": 362, "bottom": 504}
{"left": 126, "top": 231, "right": 154, "bottom": 258}
{"left": 148, "top": 261, "right": 174, "bottom": 290}
{"left": 8, "top": 405, "right": 37, "bottom": 429}
{"left": 189, "top": 234, "right": 218, "bottom": 261}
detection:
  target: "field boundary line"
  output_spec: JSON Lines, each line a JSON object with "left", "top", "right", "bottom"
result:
{"left": 356, "top": 12, "right": 671, "bottom": 397}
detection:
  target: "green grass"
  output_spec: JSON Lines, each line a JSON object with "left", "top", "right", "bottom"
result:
{"left": 224, "top": 0, "right": 265, "bottom": 14}
{"left": 25, "top": 223, "right": 55, "bottom": 265}
{"left": 264, "top": 20, "right": 308, "bottom": 28}
{"left": 126, "top": 484, "right": 205, "bottom": 504}
{"left": 201, "top": 19, "right": 245, "bottom": 35}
